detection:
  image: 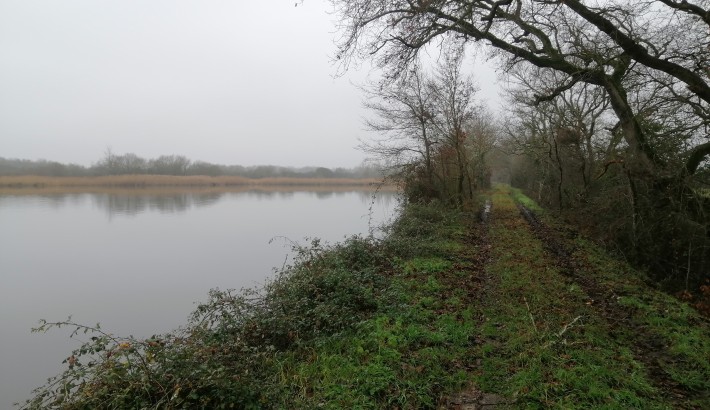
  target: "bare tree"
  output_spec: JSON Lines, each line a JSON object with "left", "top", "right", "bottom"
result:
{"left": 359, "top": 66, "right": 441, "bottom": 197}
{"left": 331, "top": 0, "right": 710, "bottom": 178}
{"left": 359, "top": 56, "right": 486, "bottom": 204}
{"left": 116, "top": 153, "right": 148, "bottom": 174}
{"left": 429, "top": 53, "right": 480, "bottom": 204}
{"left": 95, "top": 146, "right": 119, "bottom": 175}
{"left": 149, "top": 155, "right": 191, "bottom": 175}
{"left": 465, "top": 106, "right": 499, "bottom": 190}
{"left": 332, "top": 0, "right": 710, "bottom": 287}
{"left": 503, "top": 65, "right": 613, "bottom": 208}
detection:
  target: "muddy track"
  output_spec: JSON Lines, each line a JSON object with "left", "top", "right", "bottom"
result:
{"left": 440, "top": 201, "right": 508, "bottom": 410}
{"left": 517, "top": 202, "right": 703, "bottom": 407}
{"left": 467, "top": 200, "right": 494, "bottom": 309}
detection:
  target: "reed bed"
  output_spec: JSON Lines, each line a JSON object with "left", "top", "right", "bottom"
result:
{"left": 0, "top": 185, "right": 399, "bottom": 197}
{"left": 0, "top": 175, "right": 389, "bottom": 189}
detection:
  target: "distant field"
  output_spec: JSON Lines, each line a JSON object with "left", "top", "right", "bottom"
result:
{"left": 0, "top": 175, "right": 393, "bottom": 191}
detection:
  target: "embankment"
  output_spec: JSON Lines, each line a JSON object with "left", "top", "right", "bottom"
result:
{"left": 21, "top": 185, "right": 710, "bottom": 409}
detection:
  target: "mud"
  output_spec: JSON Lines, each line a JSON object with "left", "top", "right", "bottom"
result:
{"left": 517, "top": 203, "right": 704, "bottom": 407}
{"left": 440, "top": 202, "right": 509, "bottom": 409}
{"left": 441, "top": 387, "right": 508, "bottom": 410}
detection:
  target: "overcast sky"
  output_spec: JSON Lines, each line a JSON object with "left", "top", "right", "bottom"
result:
{"left": 0, "top": 0, "right": 501, "bottom": 168}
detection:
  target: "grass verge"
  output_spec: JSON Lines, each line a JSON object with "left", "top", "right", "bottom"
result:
{"left": 486, "top": 185, "right": 710, "bottom": 408}
{"left": 21, "top": 186, "right": 709, "bottom": 409}
{"left": 22, "top": 200, "right": 482, "bottom": 409}
{"left": 477, "top": 186, "right": 662, "bottom": 408}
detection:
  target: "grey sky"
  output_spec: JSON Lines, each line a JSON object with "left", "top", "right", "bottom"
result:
{"left": 0, "top": 0, "right": 501, "bottom": 168}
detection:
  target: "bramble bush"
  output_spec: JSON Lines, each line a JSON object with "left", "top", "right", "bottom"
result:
{"left": 23, "top": 234, "right": 395, "bottom": 409}
{"left": 22, "top": 200, "right": 469, "bottom": 409}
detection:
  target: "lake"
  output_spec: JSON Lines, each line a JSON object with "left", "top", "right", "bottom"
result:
{"left": 0, "top": 188, "right": 398, "bottom": 408}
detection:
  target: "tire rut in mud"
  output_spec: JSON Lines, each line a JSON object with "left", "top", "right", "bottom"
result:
{"left": 440, "top": 200, "right": 508, "bottom": 410}
{"left": 517, "top": 203, "right": 702, "bottom": 407}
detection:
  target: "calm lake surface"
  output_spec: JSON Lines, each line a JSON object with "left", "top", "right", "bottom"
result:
{"left": 0, "top": 188, "right": 398, "bottom": 408}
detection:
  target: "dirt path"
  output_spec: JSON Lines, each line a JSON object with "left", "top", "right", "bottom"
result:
{"left": 440, "top": 200, "right": 504, "bottom": 410}
{"left": 518, "top": 201, "right": 703, "bottom": 404}
{"left": 444, "top": 185, "right": 709, "bottom": 409}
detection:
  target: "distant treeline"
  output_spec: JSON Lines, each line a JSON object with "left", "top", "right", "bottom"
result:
{"left": 0, "top": 152, "right": 382, "bottom": 179}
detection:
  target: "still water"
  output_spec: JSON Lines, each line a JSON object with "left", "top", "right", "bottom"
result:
{"left": 0, "top": 188, "right": 398, "bottom": 408}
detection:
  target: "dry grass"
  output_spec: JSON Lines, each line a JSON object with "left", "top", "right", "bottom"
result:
{"left": 0, "top": 185, "right": 400, "bottom": 197}
{"left": 0, "top": 175, "right": 391, "bottom": 190}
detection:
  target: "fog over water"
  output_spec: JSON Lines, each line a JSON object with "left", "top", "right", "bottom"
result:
{"left": 0, "top": 1, "right": 369, "bottom": 167}
{"left": 0, "top": 2, "right": 501, "bottom": 405}
{"left": 0, "top": 189, "right": 398, "bottom": 408}
{"left": 0, "top": 1, "right": 500, "bottom": 168}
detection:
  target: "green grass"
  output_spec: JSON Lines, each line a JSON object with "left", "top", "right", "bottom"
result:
{"left": 25, "top": 199, "right": 484, "bottom": 409}
{"left": 401, "top": 257, "right": 452, "bottom": 275}
{"left": 266, "top": 202, "right": 483, "bottom": 408}
{"left": 473, "top": 186, "right": 672, "bottom": 408}
{"left": 508, "top": 185, "right": 544, "bottom": 212}
{"left": 24, "top": 187, "right": 709, "bottom": 409}
{"left": 518, "top": 186, "right": 710, "bottom": 400}
{"left": 488, "top": 186, "right": 710, "bottom": 408}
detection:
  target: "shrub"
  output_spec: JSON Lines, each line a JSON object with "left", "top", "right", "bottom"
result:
{"left": 23, "top": 235, "right": 393, "bottom": 409}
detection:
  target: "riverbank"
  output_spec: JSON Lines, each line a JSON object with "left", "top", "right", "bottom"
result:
{"left": 0, "top": 184, "right": 398, "bottom": 197}
{"left": 0, "top": 175, "right": 388, "bottom": 189}
{"left": 22, "top": 185, "right": 709, "bottom": 409}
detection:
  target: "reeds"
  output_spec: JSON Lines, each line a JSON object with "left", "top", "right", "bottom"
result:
{"left": 0, "top": 175, "right": 388, "bottom": 189}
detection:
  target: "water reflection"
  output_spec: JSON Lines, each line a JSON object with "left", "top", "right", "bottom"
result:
{"left": 0, "top": 188, "right": 398, "bottom": 218}
{"left": 93, "top": 192, "right": 224, "bottom": 217}
{"left": 0, "top": 188, "right": 398, "bottom": 409}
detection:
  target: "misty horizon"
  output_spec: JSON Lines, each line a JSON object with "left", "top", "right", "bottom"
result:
{"left": 0, "top": 152, "right": 385, "bottom": 181}
{"left": 0, "top": 154, "right": 375, "bottom": 171}
{"left": 0, "top": 156, "right": 369, "bottom": 171}
{"left": 0, "top": 1, "right": 501, "bottom": 169}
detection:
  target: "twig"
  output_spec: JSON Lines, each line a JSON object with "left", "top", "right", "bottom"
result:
{"left": 557, "top": 315, "right": 582, "bottom": 338}
{"left": 523, "top": 296, "right": 538, "bottom": 333}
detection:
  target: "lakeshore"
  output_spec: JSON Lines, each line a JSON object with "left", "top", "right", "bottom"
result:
{"left": 20, "top": 185, "right": 710, "bottom": 409}
{"left": 0, "top": 175, "right": 391, "bottom": 190}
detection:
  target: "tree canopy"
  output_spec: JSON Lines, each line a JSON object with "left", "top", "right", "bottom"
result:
{"left": 333, "top": 0, "right": 710, "bottom": 290}
{"left": 332, "top": 0, "right": 709, "bottom": 177}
